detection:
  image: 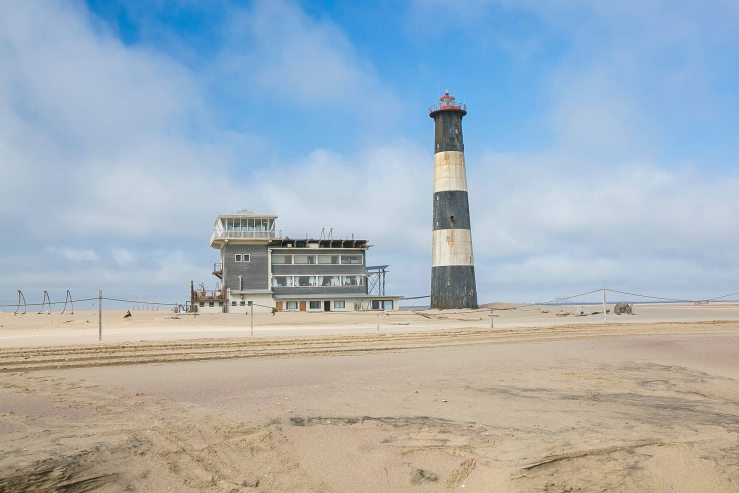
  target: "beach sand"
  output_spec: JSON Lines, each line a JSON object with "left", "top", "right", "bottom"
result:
{"left": 1, "top": 305, "right": 738, "bottom": 491}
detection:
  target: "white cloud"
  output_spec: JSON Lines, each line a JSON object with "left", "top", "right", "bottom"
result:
{"left": 48, "top": 247, "right": 100, "bottom": 263}
{"left": 1, "top": 0, "right": 739, "bottom": 307}
{"left": 218, "top": 0, "right": 398, "bottom": 115}
{"left": 111, "top": 249, "right": 136, "bottom": 266}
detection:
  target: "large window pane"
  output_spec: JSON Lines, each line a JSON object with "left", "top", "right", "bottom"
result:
{"left": 334, "top": 300, "right": 345, "bottom": 309}
{"left": 286, "top": 301, "right": 298, "bottom": 310}
{"left": 295, "top": 276, "right": 316, "bottom": 287}
{"left": 318, "top": 255, "right": 340, "bottom": 264}
{"left": 318, "top": 276, "right": 340, "bottom": 286}
{"left": 272, "top": 276, "right": 293, "bottom": 287}
{"left": 343, "top": 275, "right": 363, "bottom": 286}
{"left": 309, "top": 301, "right": 321, "bottom": 309}
{"left": 272, "top": 255, "right": 292, "bottom": 264}
{"left": 383, "top": 300, "right": 393, "bottom": 310}
{"left": 294, "top": 255, "right": 316, "bottom": 264}
{"left": 341, "top": 255, "right": 362, "bottom": 264}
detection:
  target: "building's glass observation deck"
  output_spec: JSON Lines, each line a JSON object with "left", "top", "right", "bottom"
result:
{"left": 211, "top": 210, "right": 282, "bottom": 243}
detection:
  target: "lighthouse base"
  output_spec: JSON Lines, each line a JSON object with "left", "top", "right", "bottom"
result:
{"left": 431, "top": 265, "right": 478, "bottom": 309}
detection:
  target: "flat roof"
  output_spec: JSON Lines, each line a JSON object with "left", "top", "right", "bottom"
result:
{"left": 272, "top": 294, "right": 400, "bottom": 300}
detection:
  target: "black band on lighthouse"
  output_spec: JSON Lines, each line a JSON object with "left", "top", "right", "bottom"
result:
{"left": 433, "top": 111, "right": 464, "bottom": 153}
{"left": 431, "top": 265, "right": 477, "bottom": 309}
{"left": 433, "top": 190, "right": 471, "bottom": 230}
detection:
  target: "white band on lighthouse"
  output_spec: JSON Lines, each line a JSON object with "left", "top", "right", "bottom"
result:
{"left": 431, "top": 229, "right": 474, "bottom": 267}
{"left": 433, "top": 151, "right": 468, "bottom": 193}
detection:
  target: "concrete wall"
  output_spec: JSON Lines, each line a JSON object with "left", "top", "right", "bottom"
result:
{"left": 226, "top": 293, "right": 274, "bottom": 313}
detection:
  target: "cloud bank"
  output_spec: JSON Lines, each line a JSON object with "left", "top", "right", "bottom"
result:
{"left": 0, "top": 0, "right": 738, "bottom": 307}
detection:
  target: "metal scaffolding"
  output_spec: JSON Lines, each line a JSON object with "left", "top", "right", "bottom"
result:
{"left": 365, "top": 265, "right": 388, "bottom": 296}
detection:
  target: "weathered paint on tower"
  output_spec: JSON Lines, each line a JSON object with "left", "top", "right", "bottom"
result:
{"left": 429, "top": 91, "right": 478, "bottom": 309}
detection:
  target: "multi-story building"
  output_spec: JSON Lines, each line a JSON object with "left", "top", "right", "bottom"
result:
{"left": 191, "top": 210, "right": 399, "bottom": 313}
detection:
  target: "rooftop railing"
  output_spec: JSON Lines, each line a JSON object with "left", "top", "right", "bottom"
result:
{"left": 429, "top": 102, "right": 467, "bottom": 115}
{"left": 211, "top": 230, "right": 282, "bottom": 241}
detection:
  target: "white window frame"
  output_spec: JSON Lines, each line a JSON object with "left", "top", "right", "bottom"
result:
{"left": 294, "top": 275, "right": 317, "bottom": 287}
{"left": 294, "top": 255, "right": 317, "bottom": 265}
{"left": 342, "top": 275, "right": 364, "bottom": 286}
{"left": 309, "top": 301, "right": 322, "bottom": 310}
{"left": 286, "top": 301, "right": 298, "bottom": 310}
{"left": 235, "top": 254, "right": 241, "bottom": 262}
{"left": 334, "top": 300, "right": 345, "bottom": 309}
{"left": 272, "top": 276, "right": 294, "bottom": 287}
{"left": 340, "top": 254, "right": 363, "bottom": 265}
{"left": 235, "top": 254, "right": 250, "bottom": 262}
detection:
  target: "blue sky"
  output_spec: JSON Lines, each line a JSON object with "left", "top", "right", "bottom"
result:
{"left": 1, "top": 0, "right": 739, "bottom": 307}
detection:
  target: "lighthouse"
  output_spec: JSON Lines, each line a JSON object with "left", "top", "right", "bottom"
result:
{"left": 429, "top": 91, "right": 478, "bottom": 309}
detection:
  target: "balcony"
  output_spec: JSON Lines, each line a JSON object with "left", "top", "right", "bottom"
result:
{"left": 429, "top": 102, "right": 467, "bottom": 116}
{"left": 213, "top": 263, "right": 223, "bottom": 279}
{"left": 210, "top": 229, "right": 282, "bottom": 248}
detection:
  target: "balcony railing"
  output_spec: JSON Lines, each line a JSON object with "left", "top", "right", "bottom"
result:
{"left": 211, "top": 230, "right": 282, "bottom": 241}
{"left": 213, "top": 263, "right": 223, "bottom": 279}
{"left": 429, "top": 102, "right": 467, "bottom": 115}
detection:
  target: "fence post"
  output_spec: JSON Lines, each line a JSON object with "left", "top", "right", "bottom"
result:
{"left": 603, "top": 289, "right": 606, "bottom": 324}
{"left": 99, "top": 289, "right": 102, "bottom": 341}
{"left": 249, "top": 301, "right": 253, "bottom": 336}
{"left": 376, "top": 314, "right": 380, "bottom": 332}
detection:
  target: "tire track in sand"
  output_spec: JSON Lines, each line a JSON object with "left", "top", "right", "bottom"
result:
{"left": 1, "top": 320, "right": 737, "bottom": 373}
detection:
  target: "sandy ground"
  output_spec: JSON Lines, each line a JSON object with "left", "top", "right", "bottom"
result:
{"left": 1, "top": 302, "right": 739, "bottom": 347}
{"left": 1, "top": 305, "right": 739, "bottom": 492}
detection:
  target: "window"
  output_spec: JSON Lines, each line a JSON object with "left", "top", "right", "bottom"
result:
{"left": 272, "top": 255, "right": 292, "bottom": 264}
{"left": 240, "top": 300, "right": 245, "bottom": 306}
{"left": 209, "top": 302, "right": 214, "bottom": 307}
{"left": 343, "top": 275, "right": 363, "bottom": 286}
{"left": 309, "top": 301, "right": 321, "bottom": 309}
{"left": 235, "top": 254, "right": 241, "bottom": 262}
{"left": 372, "top": 300, "right": 393, "bottom": 310}
{"left": 235, "top": 254, "right": 250, "bottom": 262}
{"left": 318, "top": 255, "right": 340, "bottom": 264}
{"left": 294, "top": 255, "right": 316, "bottom": 264}
{"left": 272, "top": 276, "right": 293, "bottom": 287}
{"left": 286, "top": 301, "right": 298, "bottom": 310}
{"left": 295, "top": 276, "right": 316, "bottom": 287}
{"left": 341, "top": 255, "right": 362, "bottom": 265}
{"left": 318, "top": 276, "right": 341, "bottom": 287}
{"left": 232, "top": 301, "right": 237, "bottom": 306}
{"left": 334, "top": 300, "right": 345, "bottom": 309}
{"left": 200, "top": 302, "right": 204, "bottom": 307}
{"left": 242, "top": 254, "right": 250, "bottom": 262}
{"left": 219, "top": 302, "right": 224, "bottom": 306}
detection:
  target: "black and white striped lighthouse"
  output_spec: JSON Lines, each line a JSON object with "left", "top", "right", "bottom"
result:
{"left": 429, "top": 91, "right": 478, "bottom": 309}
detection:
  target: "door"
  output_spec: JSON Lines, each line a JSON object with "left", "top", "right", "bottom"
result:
{"left": 299, "top": 301, "right": 306, "bottom": 311}
{"left": 324, "top": 300, "right": 330, "bottom": 312}
{"left": 276, "top": 302, "right": 283, "bottom": 311}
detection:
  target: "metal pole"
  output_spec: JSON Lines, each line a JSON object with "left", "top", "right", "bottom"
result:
{"left": 603, "top": 289, "right": 607, "bottom": 324}
{"left": 376, "top": 314, "right": 380, "bottom": 332}
{"left": 98, "top": 289, "right": 102, "bottom": 341}
{"left": 249, "top": 301, "right": 253, "bottom": 336}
